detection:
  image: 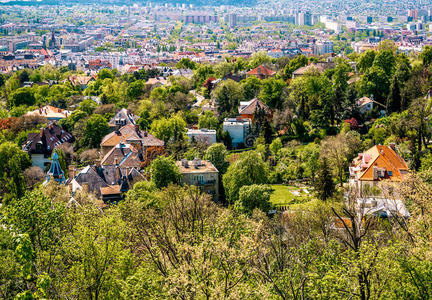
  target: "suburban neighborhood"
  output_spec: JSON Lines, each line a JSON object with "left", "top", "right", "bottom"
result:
{"left": 1, "top": 0, "right": 432, "bottom": 298}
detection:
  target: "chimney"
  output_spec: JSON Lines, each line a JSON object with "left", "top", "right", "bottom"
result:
{"left": 95, "top": 160, "right": 101, "bottom": 168}
{"left": 144, "top": 131, "right": 148, "bottom": 137}
{"left": 68, "top": 165, "right": 76, "bottom": 178}
{"left": 114, "top": 158, "right": 119, "bottom": 165}
{"left": 389, "top": 143, "right": 396, "bottom": 151}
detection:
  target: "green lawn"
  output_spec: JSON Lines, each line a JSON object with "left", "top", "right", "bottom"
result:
{"left": 270, "top": 184, "right": 313, "bottom": 208}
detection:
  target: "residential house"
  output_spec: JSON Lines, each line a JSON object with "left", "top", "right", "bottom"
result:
{"left": 347, "top": 144, "right": 411, "bottom": 219}
{"left": 246, "top": 65, "right": 276, "bottom": 79}
{"left": 100, "top": 125, "right": 165, "bottom": 165}
{"left": 186, "top": 129, "right": 217, "bottom": 145}
{"left": 238, "top": 98, "right": 270, "bottom": 123}
{"left": 101, "top": 139, "right": 164, "bottom": 168}
{"left": 292, "top": 62, "right": 334, "bottom": 78}
{"left": 26, "top": 105, "right": 71, "bottom": 121}
{"left": 356, "top": 96, "right": 385, "bottom": 114}
{"left": 356, "top": 197, "right": 410, "bottom": 218}
{"left": 22, "top": 122, "right": 74, "bottom": 170}
{"left": 70, "top": 162, "right": 145, "bottom": 203}
{"left": 176, "top": 159, "right": 219, "bottom": 201}
{"left": 146, "top": 77, "right": 170, "bottom": 89}
{"left": 223, "top": 118, "right": 252, "bottom": 147}
{"left": 67, "top": 74, "right": 97, "bottom": 89}
{"left": 349, "top": 144, "right": 409, "bottom": 194}
{"left": 108, "top": 108, "right": 139, "bottom": 131}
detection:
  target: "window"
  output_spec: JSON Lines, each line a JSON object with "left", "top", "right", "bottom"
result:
{"left": 193, "top": 175, "right": 204, "bottom": 183}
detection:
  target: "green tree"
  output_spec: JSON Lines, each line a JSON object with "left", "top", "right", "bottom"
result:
{"left": 234, "top": 184, "right": 273, "bottom": 215}
{"left": 78, "top": 98, "right": 98, "bottom": 115}
{"left": 372, "top": 50, "right": 396, "bottom": 76}
{"left": 258, "top": 78, "right": 286, "bottom": 110}
{"left": 223, "top": 151, "right": 269, "bottom": 203}
{"left": 358, "top": 65, "right": 389, "bottom": 104}
{"left": 249, "top": 51, "right": 272, "bottom": 68}
{"left": 150, "top": 156, "right": 181, "bottom": 189}
{"left": 283, "top": 54, "right": 308, "bottom": 80}
{"left": 357, "top": 50, "right": 376, "bottom": 72}
{"left": 9, "top": 87, "right": 36, "bottom": 108}
{"left": 137, "top": 109, "right": 151, "bottom": 130}
{"left": 198, "top": 111, "right": 218, "bottom": 129}
{"left": 269, "top": 137, "right": 283, "bottom": 158}
{"left": 61, "top": 209, "right": 129, "bottom": 300}
{"left": 387, "top": 75, "right": 402, "bottom": 113}
{"left": 0, "top": 73, "right": 5, "bottom": 87}
{"left": 204, "top": 143, "right": 229, "bottom": 175}
{"left": 150, "top": 114, "right": 187, "bottom": 143}
{"left": 125, "top": 181, "right": 159, "bottom": 208}
{"left": 127, "top": 80, "right": 145, "bottom": 100}
{"left": 4, "top": 188, "right": 65, "bottom": 252}
{"left": 332, "top": 60, "right": 352, "bottom": 113}
{"left": 176, "top": 58, "right": 197, "bottom": 70}
{"left": 314, "top": 159, "right": 335, "bottom": 200}
{"left": 193, "top": 65, "right": 215, "bottom": 88}
{"left": 119, "top": 185, "right": 260, "bottom": 298}
{"left": 82, "top": 114, "right": 109, "bottom": 148}
{"left": 421, "top": 45, "right": 432, "bottom": 67}
{"left": 213, "top": 79, "right": 244, "bottom": 117}
{"left": 98, "top": 68, "right": 115, "bottom": 80}
{"left": 241, "top": 76, "right": 262, "bottom": 100}
{"left": 320, "top": 132, "right": 362, "bottom": 186}
{"left": 0, "top": 142, "right": 31, "bottom": 202}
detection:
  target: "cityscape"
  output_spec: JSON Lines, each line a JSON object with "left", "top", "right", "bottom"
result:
{"left": 1, "top": 0, "right": 432, "bottom": 298}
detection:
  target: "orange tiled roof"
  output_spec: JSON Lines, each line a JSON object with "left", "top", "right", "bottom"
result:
{"left": 246, "top": 65, "right": 276, "bottom": 76}
{"left": 101, "top": 124, "right": 164, "bottom": 148}
{"left": 351, "top": 145, "right": 409, "bottom": 182}
{"left": 100, "top": 185, "right": 121, "bottom": 195}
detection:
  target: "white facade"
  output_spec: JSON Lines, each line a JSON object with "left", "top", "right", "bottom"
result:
{"left": 187, "top": 129, "right": 217, "bottom": 145}
{"left": 223, "top": 118, "right": 251, "bottom": 147}
{"left": 324, "top": 21, "right": 341, "bottom": 33}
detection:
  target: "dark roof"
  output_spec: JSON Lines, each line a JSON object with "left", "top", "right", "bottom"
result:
{"left": 108, "top": 108, "right": 139, "bottom": 127}
{"left": 23, "top": 122, "right": 74, "bottom": 155}
{"left": 74, "top": 164, "right": 145, "bottom": 198}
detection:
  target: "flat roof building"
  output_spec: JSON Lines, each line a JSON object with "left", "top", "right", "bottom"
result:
{"left": 176, "top": 159, "right": 219, "bottom": 201}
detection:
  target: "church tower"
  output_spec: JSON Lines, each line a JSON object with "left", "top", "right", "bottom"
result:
{"left": 46, "top": 151, "right": 65, "bottom": 184}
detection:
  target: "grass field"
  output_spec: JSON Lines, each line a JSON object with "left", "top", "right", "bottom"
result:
{"left": 270, "top": 184, "right": 313, "bottom": 208}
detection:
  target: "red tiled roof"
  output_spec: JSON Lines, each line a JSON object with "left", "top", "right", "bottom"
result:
{"left": 246, "top": 65, "right": 275, "bottom": 76}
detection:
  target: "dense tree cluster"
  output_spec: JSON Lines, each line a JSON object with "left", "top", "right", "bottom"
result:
{"left": 0, "top": 177, "right": 432, "bottom": 298}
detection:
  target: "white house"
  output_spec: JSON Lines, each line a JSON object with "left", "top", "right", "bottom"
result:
{"left": 356, "top": 97, "right": 374, "bottom": 114}
{"left": 187, "top": 129, "right": 217, "bottom": 145}
{"left": 223, "top": 118, "right": 251, "bottom": 147}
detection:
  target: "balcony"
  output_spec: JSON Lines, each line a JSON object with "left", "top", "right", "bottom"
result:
{"left": 196, "top": 179, "right": 216, "bottom": 186}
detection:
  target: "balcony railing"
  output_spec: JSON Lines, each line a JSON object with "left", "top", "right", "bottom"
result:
{"left": 196, "top": 179, "right": 216, "bottom": 186}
